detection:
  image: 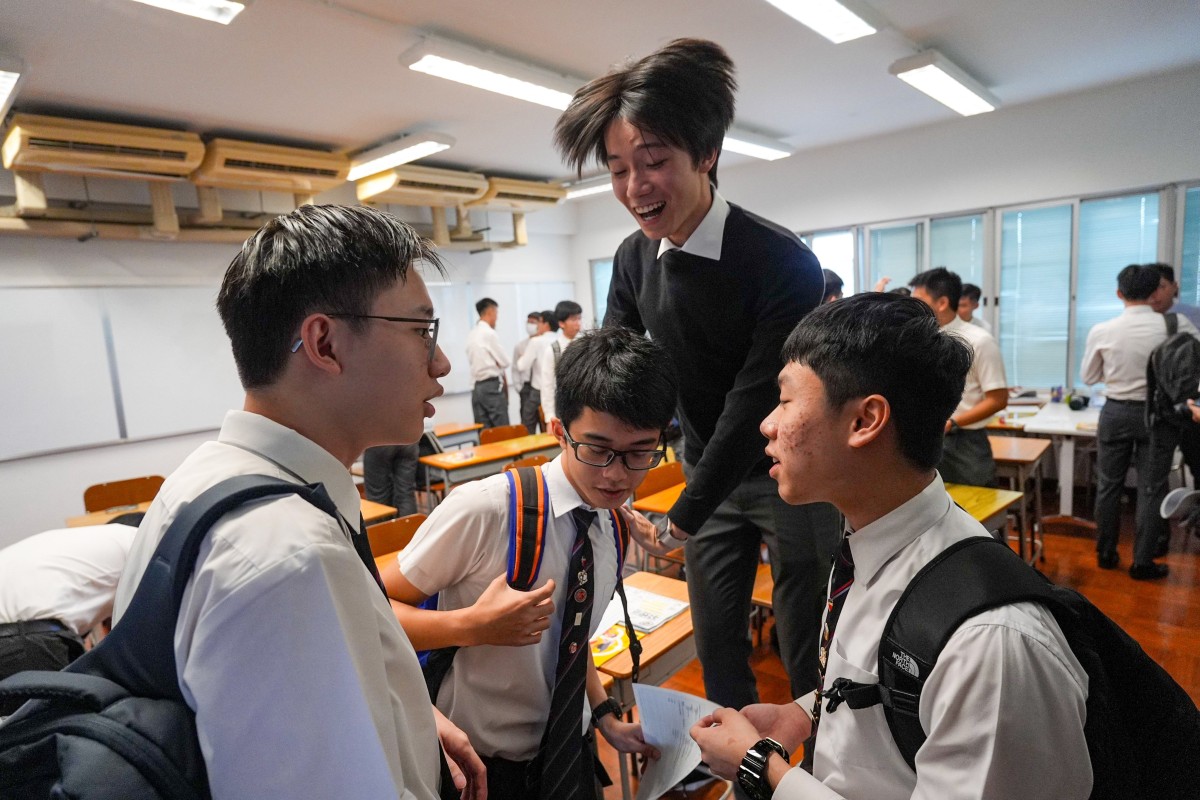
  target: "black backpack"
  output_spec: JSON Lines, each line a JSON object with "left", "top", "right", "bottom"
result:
{"left": 821, "top": 537, "right": 1200, "bottom": 800}
{"left": 0, "top": 475, "right": 339, "bottom": 800}
{"left": 1147, "top": 312, "right": 1200, "bottom": 427}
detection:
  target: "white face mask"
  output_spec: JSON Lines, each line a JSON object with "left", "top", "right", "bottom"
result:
{"left": 526, "top": 322, "right": 539, "bottom": 336}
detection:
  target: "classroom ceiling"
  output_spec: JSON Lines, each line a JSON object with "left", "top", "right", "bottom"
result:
{"left": 3, "top": 0, "right": 1199, "bottom": 185}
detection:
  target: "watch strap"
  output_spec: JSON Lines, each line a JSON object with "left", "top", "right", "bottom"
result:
{"left": 590, "top": 697, "right": 622, "bottom": 728}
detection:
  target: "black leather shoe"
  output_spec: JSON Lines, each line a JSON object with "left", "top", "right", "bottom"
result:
{"left": 1097, "top": 551, "right": 1120, "bottom": 570}
{"left": 1154, "top": 537, "right": 1170, "bottom": 558}
{"left": 1129, "top": 562, "right": 1169, "bottom": 580}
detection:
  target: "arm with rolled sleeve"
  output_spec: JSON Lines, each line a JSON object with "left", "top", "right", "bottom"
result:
{"left": 1080, "top": 325, "right": 1106, "bottom": 386}
{"left": 539, "top": 345, "right": 559, "bottom": 423}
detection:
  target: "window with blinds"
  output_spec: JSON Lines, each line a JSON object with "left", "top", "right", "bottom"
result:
{"left": 931, "top": 215, "right": 985, "bottom": 288}
{"left": 808, "top": 229, "right": 856, "bottom": 295}
{"left": 591, "top": 259, "right": 613, "bottom": 325}
{"left": 867, "top": 223, "right": 923, "bottom": 291}
{"left": 1181, "top": 187, "right": 1200, "bottom": 306}
{"left": 998, "top": 204, "right": 1073, "bottom": 388}
{"left": 1072, "top": 193, "right": 1160, "bottom": 388}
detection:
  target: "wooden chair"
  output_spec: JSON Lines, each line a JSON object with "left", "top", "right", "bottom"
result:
{"left": 505, "top": 455, "right": 550, "bottom": 471}
{"left": 366, "top": 513, "right": 427, "bottom": 558}
{"left": 634, "top": 461, "right": 684, "bottom": 500}
{"left": 83, "top": 475, "right": 165, "bottom": 513}
{"left": 480, "top": 423, "right": 529, "bottom": 445}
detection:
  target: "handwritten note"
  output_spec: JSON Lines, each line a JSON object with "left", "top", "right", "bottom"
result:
{"left": 633, "top": 685, "right": 720, "bottom": 800}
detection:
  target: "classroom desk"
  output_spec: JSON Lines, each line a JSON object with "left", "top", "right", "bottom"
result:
{"left": 433, "top": 422, "right": 483, "bottom": 449}
{"left": 598, "top": 571, "right": 695, "bottom": 800}
{"left": 1021, "top": 402, "right": 1100, "bottom": 518}
{"left": 990, "top": 436, "right": 1052, "bottom": 563}
{"left": 631, "top": 484, "right": 684, "bottom": 516}
{"left": 418, "top": 433, "right": 559, "bottom": 499}
{"left": 986, "top": 407, "right": 1041, "bottom": 431}
{"left": 69, "top": 498, "right": 397, "bottom": 528}
{"left": 945, "top": 483, "right": 1024, "bottom": 535}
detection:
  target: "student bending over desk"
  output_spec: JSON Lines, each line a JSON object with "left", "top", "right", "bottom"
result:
{"left": 382, "top": 327, "right": 676, "bottom": 800}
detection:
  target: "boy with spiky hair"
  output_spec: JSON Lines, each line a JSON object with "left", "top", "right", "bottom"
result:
{"left": 554, "top": 38, "right": 840, "bottom": 711}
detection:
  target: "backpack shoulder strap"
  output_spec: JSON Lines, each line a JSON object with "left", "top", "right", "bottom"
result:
{"left": 505, "top": 466, "right": 549, "bottom": 590}
{"left": 75, "top": 475, "right": 339, "bottom": 702}
{"left": 1167, "top": 312, "right": 1179, "bottom": 337}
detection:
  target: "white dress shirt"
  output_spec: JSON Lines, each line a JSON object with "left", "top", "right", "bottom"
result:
{"left": 113, "top": 410, "right": 441, "bottom": 800}
{"left": 465, "top": 319, "right": 510, "bottom": 383}
{"left": 776, "top": 474, "right": 1091, "bottom": 800}
{"left": 0, "top": 524, "right": 137, "bottom": 635}
{"left": 657, "top": 188, "right": 729, "bottom": 258}
{"left": 1080, "top": 304, "right": 1199, "bottom": 400}
{"left": 397, "top": 455, "right": 618, "bottom": 761}
{"left": 538, "top": 331, "right": 577, "bottom": 423}
{"left": 518, "top": 331, "right": 555, "bottom": 392}
{"left": 967, "top": 314, "right": 992, "bottom": 335}
{"left": 942, "top": 316, "right": 1007, "bottom": 429}
{"left": 513, "top": 336, "right": 534, "bottom": 387}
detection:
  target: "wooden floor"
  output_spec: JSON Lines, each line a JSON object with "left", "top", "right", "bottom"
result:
{"left": 598, "top": 491, "right": 1200, "bottom": 797}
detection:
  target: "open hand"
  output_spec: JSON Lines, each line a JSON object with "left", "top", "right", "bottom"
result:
{"left": 469, "top": 573, "right": 555, "bottom": 647}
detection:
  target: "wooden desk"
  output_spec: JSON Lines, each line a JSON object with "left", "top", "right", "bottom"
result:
{"left": 990, "top": 436, "right": 1052, "bottom": 563}
{"left": 945, "top": 483, "right": 1024, "bottom": 535}
{"left": 418, "top": 433, "right": 560, "bottom": 500}
{"left": 1022, "top": 403, "right": 1101, "bottom": 518}
{"left": 631, "top": 484, "right": 685, "bottom": 516}
{"left": 66, "top": 501, "right": 152, "bottom": 528}
{"left": 434, "top": 422, "right": 483, "bottom": 449}
{"left": 503, "top": 433, "right": 559, "bottom": 459}
{"left": 360, "top": 498, "right": 398, "bottom": 525}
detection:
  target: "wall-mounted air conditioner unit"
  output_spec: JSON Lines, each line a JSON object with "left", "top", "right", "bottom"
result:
{"left": 192, "top": 139, "right": 350, "bottom": 196}
{"left": 1, "top": 113, "right": 205, "bottom": 179}
{"left": 468, "top": 177, "right": 566, "bottom": 212}
{"left": 355, "top": 164, "right": 489, "bottom": 207}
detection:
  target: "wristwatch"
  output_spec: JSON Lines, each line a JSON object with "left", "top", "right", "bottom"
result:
{"left": 737, "top": 737, "right": 789, "bottom": 800}
{"left": 590, "top": 698, "right": 622, "bottom": 728}
{"left": 948, "top": 417, "right": 961, "bottom": 432}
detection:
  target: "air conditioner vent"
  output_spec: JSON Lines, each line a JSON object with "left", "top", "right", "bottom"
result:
{"left": 2, "top": 114, "right": 205, "bottom": 179}
{"left": 356, "top": 164, "right": 489, "bottom": 207}
{"left": 222, "top": 158, "right": 341, "bottom": 178}
{"left": 192, "top": 139, "right": 350, "bottom": 193}
{"left": 27, "top": 137, "right": 193, "bottom": 162}
{"left": 468, "top": 177, "right": 566, "bottom": 211}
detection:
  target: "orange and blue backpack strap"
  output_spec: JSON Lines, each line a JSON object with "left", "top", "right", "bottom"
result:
{"left": 505, "top": 466, "right": 550, "bottom": 590}
{"left": 608, "top": 508, "right": 629, "bottom": 573}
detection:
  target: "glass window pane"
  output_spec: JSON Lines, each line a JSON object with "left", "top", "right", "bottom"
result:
{"left": 1073, "top": 193, "right": 1160, "bottom": 388}
{"left": 1181, "top": 187, "right": 1200, "bottom": 305}
{"left": 931, "top": 215, "right": 985, "bottom": 288}
{"left": 868, "top": 224, "right": 923, "bottom": 291}
{"left": 591, "top": 259, "right": 613, "bottom": 325}
{"left": 809, "top": 230, "right": 856, "bottom": 295}
{"left": 999, "top": 205, "right": 1073, "bottom": 388}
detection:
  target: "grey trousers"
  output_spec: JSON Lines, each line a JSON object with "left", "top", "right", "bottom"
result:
{"left": 471, "top": 377, "right": 510, "bottom": 428}
{"left": 363, "top": 443, "right": 419, "bottom": 516}
{"left": 682, "top": 468, "right": 841, "bottom": 707}
{"left": 938, "top": 427, "right": 996, "bottom": 486}
{"left": 1095, "top": 400, "right": 1153, "bottom": 562}
{"left": 519, "top": 384, "right": 542, "bottom": 434}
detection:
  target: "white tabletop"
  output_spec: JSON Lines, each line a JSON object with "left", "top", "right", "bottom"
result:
{"left": 1021, "top": 402, "right": 1101, "bottom": 437}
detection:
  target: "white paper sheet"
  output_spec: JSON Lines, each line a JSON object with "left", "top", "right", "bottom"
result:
{"left": 632, "top": 684, "right": 721, "bottom": 800}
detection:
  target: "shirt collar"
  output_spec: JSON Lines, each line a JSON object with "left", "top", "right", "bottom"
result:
{"left": 656, "top": 188, "right": 729, "bottom": 261}
{"left": 543, "top": 453, "right": 600, "bottom": 521}
{"left": 1121, "top": 304, "right": 1156, "bottom": 316}
{"left": 218, "top": 410, "right": 363, "bottom": 526}
{"left": 942, "top": 315, "right": 970, "bottom": 333}
{"left": 846, "top": 473, "right": 952, "bottom": 586}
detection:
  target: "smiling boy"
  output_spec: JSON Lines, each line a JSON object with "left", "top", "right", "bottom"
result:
{"left": 381, "top": 327, "right": 676, "bottom": 800}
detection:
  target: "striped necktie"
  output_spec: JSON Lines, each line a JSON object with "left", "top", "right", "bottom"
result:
{"left": 812, "top": 531, "right": 855, "bottom": 737}
{"left": 537, "top": 506, "right": 596, "bottom": 800}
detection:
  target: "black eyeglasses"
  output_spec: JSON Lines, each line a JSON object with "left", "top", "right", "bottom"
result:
{"left": 562, "top": 428, "right": 666, "bottom": 471}
{"left": 292, "top": 313, "right": 440, "bottom": 363}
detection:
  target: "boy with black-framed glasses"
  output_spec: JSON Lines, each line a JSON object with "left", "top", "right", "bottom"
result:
{"left": 381, "top": 326, "right": 678, "bottom": 800}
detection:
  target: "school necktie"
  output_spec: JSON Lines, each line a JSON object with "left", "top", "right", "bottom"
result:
{"left": 354, "top": 516, "right": 387, "bottom": 596}
{"left": 537, "top": 507, "right": 596, "bottom": 800}
{"left": 811, "top": 531, "right": 855, "bottom": 738}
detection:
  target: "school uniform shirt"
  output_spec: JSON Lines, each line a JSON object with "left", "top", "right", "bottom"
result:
{"left": 776, "top": 474, "right": 1090, "bottom": 800}
{"left": 517, "top": 330, "right": 556, "bottom": 392}
{"left": 513, "top": 336, "right": 535, "bottom": 387}
{"left": 0, "top": 523, "right": 137, "bottom": 635}
{"left": 465, "top": 319, "right": 510, "bottom": 383}
{"left": 967, "top": 314, "right": 992, "bottom": 335}
{"left": 538, "top": 331, "right": 577, "bottom": 424}
{"left": 113, "top": 410, "right": 441, "bottom": 800}
{"left": 943, "top": 316, "right": 1007, "bottom": 430}
{"left": 1080, "top": 304, "right": 1199, "bottom": 401}
{"left": 1169, "top": 300, "right": 1200, "bottom": 332}
{"left": 397, "top": 454, "right": 619, "bottom": 762}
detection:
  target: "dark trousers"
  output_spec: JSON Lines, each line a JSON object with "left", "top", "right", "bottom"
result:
{"left": 682, "top": 466, "right": 841, "bottom": 707}
{"left": 1095, "top": 400, "right": 1153, "bottom": 562}
{"left": 480, "top": 730, "right": 601, "bottom": 800}
{"left": 472, "top": 377, "right": 510, "bottom": 428}
{"left": 362, "top": 443, "right": 419, "bottom": 516}
{"left": 0, "top": 622, "right": 85, "bottom": 716}
{"left": 1142, "top": 418, "right": 1200, "bottom": 558}
{"left": 938, "top": 427, "right": 996, "bottom": 486}
{"left": 520, "top": 383, "right": 543, "bottom": 434}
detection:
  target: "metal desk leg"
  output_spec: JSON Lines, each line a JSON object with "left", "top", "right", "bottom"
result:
{"left": 1057, "top": 436, "right": 1076, "bottom": 517}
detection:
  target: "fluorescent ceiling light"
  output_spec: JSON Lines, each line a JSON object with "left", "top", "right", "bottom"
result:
{"left": 563, "top": 176, "right": 612, "bottom": 200}
{"left": 128, "top": 0, "right": 247, "bottom": 25}
{"left": 890, "top": 50, "right": 999, "bottom": 117}
{"left": 347, "top": 132, "right": 455, "bottom": 181}
{"left": 0, "top": 55, "right": 25, "bottom": 121}
{"left": 760, "top": 0, "right": 876, "bottom": 43}
{"left": 723, "top": 128, "right": 792, "bottom": 161}
{"left": 402, "top": 35, "right": 583, "bottom": 111}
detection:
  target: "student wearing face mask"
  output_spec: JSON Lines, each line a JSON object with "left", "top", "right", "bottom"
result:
{"left": 515, "top": 311, "right": 547, "bottom": 434}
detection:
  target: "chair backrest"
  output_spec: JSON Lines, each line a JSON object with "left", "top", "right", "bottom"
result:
{"left": 634, "top": 461, "right": 684, "bottom": 500}
{"left": 83, "top": 475, "right": 166, "bottom": 513}
{"left": 367, "top": 513, "right": 428, "bottom": 558}
{"left": 505, "top": 455, "right": 550, "bottom": 472}
{"left": 480, "top": 423, "right": 529, "bottom": 445}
